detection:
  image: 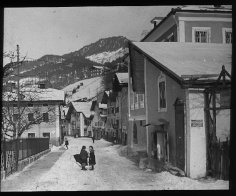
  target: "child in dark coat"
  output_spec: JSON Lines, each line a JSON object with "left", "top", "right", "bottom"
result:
{"left": 64, "top": 138, "right": 69, "bottom": 149}
{"left": 80, "top": 146, "right": 88, "bottom": 170}
{"left": 89, "top": 146, "right": 96, "bottom": 170}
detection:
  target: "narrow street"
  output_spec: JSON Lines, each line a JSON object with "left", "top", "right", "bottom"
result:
{"left": 1, "top": 137, "right": 229, "bottom": 191}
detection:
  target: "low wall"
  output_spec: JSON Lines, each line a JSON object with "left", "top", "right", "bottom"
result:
{"left": 1, "top": 148, "right": 51, "bottom": 180}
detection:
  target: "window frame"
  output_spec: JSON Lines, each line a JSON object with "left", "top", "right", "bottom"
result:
{"left": 43, "top": 112, "right": 49, "bottom": 122}
{"left": 139, "top": 94, "right": 145, "bottom": 108}
{"left": 222, "top": 28, "right": 232, "bottom": 44}
{"left": 157, "top": 72, "right": 167, "bottom": 112}
{"left": 28, "top": 113, "right": 34, "bottom": 121}
{"left": 192, "top": 27, "right": 211, "bottom": 43}
{"left": 28, "top": 133, "right": 35, "bottom": 138}
{"left": 130, "top": 91, "right": 134, "bottom": 110}
{"left": 134, "top": 92, "right": 139, "bottom": 109}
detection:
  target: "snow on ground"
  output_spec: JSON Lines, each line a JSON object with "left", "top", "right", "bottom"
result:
{"left": 1, "top": 137, "right": 229, "bottom": 191}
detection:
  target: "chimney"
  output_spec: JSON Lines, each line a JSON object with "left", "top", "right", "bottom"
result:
{"left": 150, "top": 17, "right": 164, "bottom": 28}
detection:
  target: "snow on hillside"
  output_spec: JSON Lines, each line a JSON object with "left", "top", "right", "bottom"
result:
{"left": 62, "top": 76, "right": 104, "bottom": 102}
{"left": 85, "top": 48, "right": 128, "bottom": 64}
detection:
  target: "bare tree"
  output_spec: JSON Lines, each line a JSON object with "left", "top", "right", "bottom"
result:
{"left": 2, "top": 52, "right": 57, "bottom": 139}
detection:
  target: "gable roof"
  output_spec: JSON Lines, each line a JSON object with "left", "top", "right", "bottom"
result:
{"left": 71, "top": 101, "right": 92, "bottom": 118}
{"left": 131, "top": 42, "right": 231, "bottom": 82}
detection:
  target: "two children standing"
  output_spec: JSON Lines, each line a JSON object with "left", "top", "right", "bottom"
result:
{"left": 80, "top": 145, "right": 96, "bottom": 171}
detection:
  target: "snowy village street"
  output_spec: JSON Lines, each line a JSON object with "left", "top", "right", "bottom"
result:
{"left": 1, "top": 137, "right": 229, "bottom": 191}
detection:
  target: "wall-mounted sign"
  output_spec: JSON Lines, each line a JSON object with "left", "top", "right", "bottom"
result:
{"left": 191, "top": 120, "right": 203, "bottom": 127}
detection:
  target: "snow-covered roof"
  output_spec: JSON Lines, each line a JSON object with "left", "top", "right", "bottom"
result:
{"left": 3, "top": 87, "right": 65, "bottom": 102}
{"left": 99, "top": 103, "right": 107, "bottom": 109}
{"left": 175, "top": 5, "right": 232, "bottom": 11}
{"left": 72, "top": 101, "right": 92, "bottom": 118}
{"left": 116, "top": 73, "right": 128, "bottom": 84}
{"left": 131, "top": 42, "right": 231, "bottom": 79}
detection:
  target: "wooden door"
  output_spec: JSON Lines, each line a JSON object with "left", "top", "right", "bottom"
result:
{"left": 175, "top": 98, "right": 185, "bottom": 171}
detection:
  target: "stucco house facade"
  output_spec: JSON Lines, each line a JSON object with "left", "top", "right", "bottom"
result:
{"left": 128, "top": 42, "right": 231, "bottom": 179}
{"left": 2, "top": 85, "right": 65, "bottom": 146}
{"left": 66, "top": 101, "right": 92, "bottom": 137}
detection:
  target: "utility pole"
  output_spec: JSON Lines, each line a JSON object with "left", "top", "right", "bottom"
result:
{"left": 16, "top": 45, "right": 20, "bottom": 139}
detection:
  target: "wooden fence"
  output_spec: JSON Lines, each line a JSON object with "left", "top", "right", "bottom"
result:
{"left": 210, "top": 138, "right": 230, "bottom": 180}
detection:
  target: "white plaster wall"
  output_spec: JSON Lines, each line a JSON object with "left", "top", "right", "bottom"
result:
{"left": 189, "top": 92, "right": 206, "bottom": 179}
{"left": 80, "top": 113, "right": 84, "bottom": 137}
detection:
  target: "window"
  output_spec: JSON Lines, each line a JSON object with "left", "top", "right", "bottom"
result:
{"left": 116, "top": 107, "right": 119, "bottom": 113}
{"left": 139, "top": 94, "right": 145, "bottom": 108}
{"left": 43, "top": 103, "right": 48, "bottom": 106}
{"left": 43, "top": 113, "right": 49, "bottom": 122}
{"left": 140, "top": 120, "right": 143, "bottom": 127}
{"left": 28, "top": 113, "right": 34, "bottom": 121}
{"left": 165, "top": 33, "right": 174, "bottom": 42}
{"left": 28, "top": 133, "right": 35, "bottom": 138}
{"left": 134, "top": 93, "right": 139, "bottom": 109}
{"left": 192, "top": 27, "right": 211, "bottom": 43}
{"left": 130, "top": 92, "right": 134, "bottom": 110}
{"left": 28, "top": 103, "right": 33, "bottom": 107}
{"left": 158, "top": 72, "right": 167, "bottom": 112}
{"left": 43, "top": 132, "right": 50, "bottom": 138}
{"left": 222, "top": 28, "right": 232, "bottom": 44}
{"left": 13, "top": 114, "right": 19, "bottom": 122}
{"left": 95, "top": 122, "right": 98, "bottom": 126}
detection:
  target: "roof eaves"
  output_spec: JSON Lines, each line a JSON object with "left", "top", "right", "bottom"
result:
{"left": 130, "top": 42, "right": 183, "bottom": 85}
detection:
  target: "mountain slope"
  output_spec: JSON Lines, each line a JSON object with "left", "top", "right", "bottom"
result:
{"left": 7, "top": 36, "right": 129, "bottom": 90}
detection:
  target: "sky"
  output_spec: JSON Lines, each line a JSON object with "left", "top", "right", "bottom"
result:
{"left": 3, "top": 6, "right": 177, "bottom": 65}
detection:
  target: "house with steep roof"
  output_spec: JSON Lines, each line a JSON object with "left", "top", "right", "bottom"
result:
{"left": 2, "top": 85, "right": 65, "bottom": 146}
{"left": 90, "top": 91, "right": 108, "bottom": 140}
{"left": 66, "top": 101, "right": 92, "bottom": 137}
{"left": 128, "top": 42, "right": 231, "bottom": 179}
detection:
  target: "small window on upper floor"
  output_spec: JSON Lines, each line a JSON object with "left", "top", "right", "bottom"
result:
{"left": 165, "top": 33, "right": 174, "bottom": 42}
{"left": 139, "top": 94, "right": 145, "bottom": 108}
{"left": 192, "top": 27, "right": 211, "bottom": 43}
{"left": 28, "top": 103, "right": 34, "bottom": 107}
{"left": 130, "top": 91, "right": 134, "bottom": 110}
{"left": 222, "top": 28, "right": 232, "bottom": 44}
{"left": 134, "top": 93, "right": 139, "bottom": 110}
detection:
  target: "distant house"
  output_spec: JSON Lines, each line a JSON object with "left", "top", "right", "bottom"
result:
{"left": 66, "top": 101, "right": 92, "bottom": 137}
{"left": 111, "top": 73, "right": 129, "bottom": 145}
{"left": 142, "top": 5, "right": 232, "bottom": 44}
{"left": 61, "top": 106, "right": 69, "bottom": 136}
{"left": 128, "top": 42, "right": 231, "bottom": 179}
{"left": 90, "top": 92, "right": 108, "bottom": 140}
{"left": 2, "top": 85, "right": 65, "bottom": 146}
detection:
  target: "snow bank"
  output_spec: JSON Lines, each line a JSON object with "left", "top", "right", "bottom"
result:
{"left": 155, "top": 171, "right": 229, "bottom": 190}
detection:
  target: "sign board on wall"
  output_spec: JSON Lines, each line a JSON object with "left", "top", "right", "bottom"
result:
{"left": 191, "top": 120, "right": 203, "bottom": 127}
